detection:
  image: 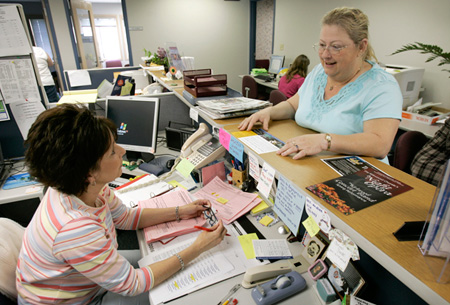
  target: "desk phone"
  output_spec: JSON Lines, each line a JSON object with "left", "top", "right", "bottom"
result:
{"left": 181, "top": 123, "right": 226, "bottom": 169}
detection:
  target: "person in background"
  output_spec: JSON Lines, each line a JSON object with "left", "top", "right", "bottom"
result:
{"left": 278, "top": 54, "right": 310, "bottom": 98}
{"left": 16, "top": 104, "right": 227, "bottom": 304}
{"left": 239, "top": 7, "right": 402, "bottom": 164}
{"left": 410, "top": 117, "right": 450, "bottom": 186}
{"left": 32, "top": 46, "right": 60, "bottom": 103}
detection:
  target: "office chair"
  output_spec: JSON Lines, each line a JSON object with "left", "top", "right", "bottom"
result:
{"left": 392, "top": 130, "right": 429, "bottom": 174}
{"left": 105, "top": 59, "right": 123, "bottom": 68}
{"left": 0, "top": 218, "right": 25, "bottom": 304}
{"left": 242, "top": 75, "right": 259, "bottom": 99}
{"left": 269, "top": 89, "right": 287, "bottom": 106}
{"left": 255, "top": 59, "right": 270, "bottom": 70}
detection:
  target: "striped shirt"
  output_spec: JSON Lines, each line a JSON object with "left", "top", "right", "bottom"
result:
{"left": 16, "top": 186, "right": 154, "bottom": 304}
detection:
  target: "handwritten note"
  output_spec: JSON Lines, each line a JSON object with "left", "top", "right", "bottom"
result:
{"left": 248, "top": 151, "right": 260, "bottom": 180}
{"left": 219, "top": 128, "right": 231, "bottom": 150}
{"left": 175, "top": 158, "right": 196, "bottom": 178}
{"left": 302, "top": 216, "right": 320, "bottom": 237}
{"left": 257, "top": 162, "right": 275, "bottom": 199}
{"left": 305, "top": 197, "right": 331, "bottom": 233}
{"left": 273, "top": 175, "right": 305, "bottom": 234}
{"left": 326, "top": 239, "right": 352, "bottom": 272}
{"left": 228, "top": 136, "right": 244, "bottom": 163}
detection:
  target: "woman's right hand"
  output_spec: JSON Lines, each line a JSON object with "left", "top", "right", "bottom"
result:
{"left": 238, "top": 107, "right": 272, "bottom": 131}
{"left": 191, "top": 220, "right": 227, "bottom": 253}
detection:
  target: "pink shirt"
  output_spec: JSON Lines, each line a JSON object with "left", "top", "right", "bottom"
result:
{"left": 278, "top": 75, "right": 305, "bottom": 98}
{"left": 16, "top": 186, "right": 153, "bottom": 304}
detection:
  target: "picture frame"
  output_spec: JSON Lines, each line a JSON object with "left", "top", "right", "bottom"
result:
{"left": 323, "top": 256, "right": 365, "bottom": 298}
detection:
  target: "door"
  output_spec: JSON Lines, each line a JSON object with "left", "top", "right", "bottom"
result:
{"left": 71, "top": 0, "right": 101, "bottom": 69}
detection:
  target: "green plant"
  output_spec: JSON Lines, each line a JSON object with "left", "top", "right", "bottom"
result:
{"left": 391, "top": 42, "right": 450, "bottom": 77}
{"left": 143, "top": 48, "right": 152, "bottom": 58}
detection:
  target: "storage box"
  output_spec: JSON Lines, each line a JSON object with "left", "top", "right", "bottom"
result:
{"left": 401, "top": 110, "right": 446, "bottom": 125}
{"left": 183, "top": 69, "right": 227, "bottom": 98}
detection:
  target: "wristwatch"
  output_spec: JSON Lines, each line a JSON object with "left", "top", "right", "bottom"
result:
{"left": 325, "top": 134, "right": 332, "bottom": 151}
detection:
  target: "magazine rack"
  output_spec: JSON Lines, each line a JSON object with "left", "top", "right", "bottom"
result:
{"left": 418, "top": 160, "right": 450, "bottom": 283}
{"left": 183, "top": 69, "right": 227, "bottom": 97}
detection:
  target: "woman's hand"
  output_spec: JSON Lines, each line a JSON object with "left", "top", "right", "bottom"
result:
{"left": 179, "top": 199, "right": 210, "bottom": 220}
{"left": 277, "top": 134, "right": 327, "bottom": 160}
{"left": 238, "top": 107, "right": 272, "bottom": 131}
{"left": 191, "top": 220, "right": 227, "bottom": 253}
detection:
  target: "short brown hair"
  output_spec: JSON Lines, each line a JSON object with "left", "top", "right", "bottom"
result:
{"left": 25, "top": 104, "right": 117, "bottom": 195}
{"left": 322, "top": 7, "right": 377, "bottom": 62}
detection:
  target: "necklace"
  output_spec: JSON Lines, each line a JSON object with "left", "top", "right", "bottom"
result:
{"left": 328, "top": 66, "right": 362, "bottom": 91}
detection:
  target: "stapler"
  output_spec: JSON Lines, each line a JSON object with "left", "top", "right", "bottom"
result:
{"left": 241, "top": 260, "right": 292, "bottom": 288}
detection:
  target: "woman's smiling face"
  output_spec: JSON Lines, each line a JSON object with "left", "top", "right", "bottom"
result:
{"left": 319, "top": 24, "right": 362, "bottom": 82}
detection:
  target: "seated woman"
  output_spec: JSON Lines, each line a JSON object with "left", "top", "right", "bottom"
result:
{"left": 16, "top": 104, "right": 227, "bottom": 304}
{"left": 239, "top": 7, "right": 402, "bottom": 163}
{"left": 278, "top": 54, "right": 310, "bottom": 98}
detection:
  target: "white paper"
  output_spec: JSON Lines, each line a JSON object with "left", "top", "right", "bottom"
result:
{"left": 0, "top": 6, "right": 32, "bottom": 57}
{"left": 257, "top": 162, "right": 276, "bottom": 199}
{"left": 248, "top": 152, "right": 260, "bottom": 180}
{"left": 253, "top": 239, "right": 293, "bottom": 259}
{"left": 305, "top": 197, "right": 331, "bottom": 233}
{"left": 67, "top": 70, "right": 92, "bottom": 87}
{"left": 189, "top": 107, "right": 198, "bottom": 122}
{"left": 9, "top": 99, "right": 45, "bottom": 139}
{"left": 326, "top": 239, "right": 352, "bottom": 272}
{"left": 140, "top": 221, "right": 263, "bottom": 305}
{"left": 0, "top": 59, "right": 40, "bottom": 104}
{"left": 239, "top": 135, "right": 280, "bottom": 154}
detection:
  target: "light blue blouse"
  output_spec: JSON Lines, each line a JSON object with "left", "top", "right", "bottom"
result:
{"left": 295, "top": 61, "right": 402, "bottom": 135}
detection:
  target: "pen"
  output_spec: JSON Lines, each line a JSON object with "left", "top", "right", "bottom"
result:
{"left": 217, "top": 283, "right": 241, "bottom": 305}
{"left": 194, "top": 225, "right": 231, "bottom": 236}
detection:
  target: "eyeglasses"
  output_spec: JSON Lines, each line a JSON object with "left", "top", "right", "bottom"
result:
{"left": 313, "top": 43, "right": 348, "bottom": 55}
{"left": 203, "top": 208, "right": 218, "bottom": 226}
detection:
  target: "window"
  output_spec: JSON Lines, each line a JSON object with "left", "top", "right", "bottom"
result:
{"left": 93, "top": 15, "right": 129, "bottom": 65}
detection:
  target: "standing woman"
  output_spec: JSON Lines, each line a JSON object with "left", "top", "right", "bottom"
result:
{"left": 278, "top": 54, "right": 310, "bottom": 98}
{"left": 239, "top": 7, "right": 402, "bottom": 163}
{"left": 16, "top": 104, "right": 227, "bottom": 304}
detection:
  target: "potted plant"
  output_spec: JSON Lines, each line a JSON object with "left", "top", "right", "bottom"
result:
{"left": 142, "top": 48, "right": 153, "bottom": 66}
{"left": 152, "top": 47, "right": 169, "bottom": 72}
{"left": 391, "top": 42, "right": 450, "bottom": 77}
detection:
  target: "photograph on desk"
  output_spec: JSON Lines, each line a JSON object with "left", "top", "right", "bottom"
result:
{"left": 307, "top": 167, "right": 413, "bottom": 215}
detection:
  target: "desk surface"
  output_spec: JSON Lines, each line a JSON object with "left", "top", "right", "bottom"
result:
{"left": 399, "top": 119, "right": 443, "bottom": 138}
{"left": 239, "top": 74, "right": 279, "bottom": 90}
{"left": 224, "top": 120, "right": 449, "bottom": 305}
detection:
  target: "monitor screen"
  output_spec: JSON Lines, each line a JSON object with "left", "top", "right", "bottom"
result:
{"left": 268, "top": 55, "right": 285, "bottom": 74}
{"left": 106, "top": 96, "right": 160, "bottom": 154}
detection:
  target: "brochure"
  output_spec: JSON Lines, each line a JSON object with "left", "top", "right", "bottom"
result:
{"left": 306, "top": 167, "right": 413, "bottom": 215}
{"left": 321, "top": 156, "right": 383, "bottom": 176}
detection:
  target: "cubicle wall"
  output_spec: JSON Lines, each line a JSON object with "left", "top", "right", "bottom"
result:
{"left": 63, "top": 66, "right": 142, "bottom": 91}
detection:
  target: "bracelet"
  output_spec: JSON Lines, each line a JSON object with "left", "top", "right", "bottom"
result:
{"left": 325, "top": 133, "right": 332, "bottom": 151}
{"left": 174, "top": 253, "right": 185, "bottom": 271}
{"left": 175, "top": 206, "right": 180, "bottom": 222}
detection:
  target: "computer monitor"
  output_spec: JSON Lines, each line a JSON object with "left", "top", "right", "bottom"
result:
{"left": 268, "top": 55, "right": 285, "bottom": 75}
{"left": 106, "top": 96, "right": 160, "bottom": 162}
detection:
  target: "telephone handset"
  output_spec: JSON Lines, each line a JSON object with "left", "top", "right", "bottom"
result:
{"left": 180, "top": 123, "right": 226, "bottom": 169}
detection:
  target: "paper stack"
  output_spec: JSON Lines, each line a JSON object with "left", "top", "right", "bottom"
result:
{"left": 194, "top": 176, "right": 262, "bottom": 224}
{"left": 195, "top": 97, "right": 271, "bottom": 119}
{"left": 138, "top": 188, "right": 206, "bottom": 243}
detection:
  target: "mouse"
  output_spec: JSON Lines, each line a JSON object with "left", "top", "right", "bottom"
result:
{"left": 166, "top": 159, "right": 175, "bottom": 169}
{"left": 278, "top": 225, "right": 289, "bottom": 235}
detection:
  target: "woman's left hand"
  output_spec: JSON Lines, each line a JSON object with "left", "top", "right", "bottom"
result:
{"left": 179, "top": 199, "right": 210, "bottom": 220}
{"left": 277, "top": 134, "right": 326, "bottom": 160}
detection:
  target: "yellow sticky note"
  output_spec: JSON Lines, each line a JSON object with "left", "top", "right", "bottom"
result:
{"left": 259, "top": 215, "right": 274, "bottom": 226}
{"left": 231, "top": 130, "right": 257, "bottom": 138}
{"left": 216, "top": 197, "right": 228, "bottom": 204}
{"left": 168, "top": 180, "right": 186, "bottom": 189}
{"left": 175, "top": 158, "right": 196, "bottom": 178}
{"left": 251, "top": 201, "right": 269, "bottom": 214}
{"left": 238, "top": 233, "right": 259, "bottom": 259}
{"left": 303, "top": 216, "right": 320, "bottom": 237}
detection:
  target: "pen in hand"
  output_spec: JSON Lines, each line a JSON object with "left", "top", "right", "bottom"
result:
{"left": 194, "top": 225, "right": 231, "bottom": 236}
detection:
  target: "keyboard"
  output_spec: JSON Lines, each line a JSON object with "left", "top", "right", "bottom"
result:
{"left": 254, "top": 74, "right": 274, "bottom": 81}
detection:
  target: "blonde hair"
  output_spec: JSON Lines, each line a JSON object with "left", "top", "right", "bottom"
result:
{"left": 322, "top": 7, "right": 378, "bottom": 62}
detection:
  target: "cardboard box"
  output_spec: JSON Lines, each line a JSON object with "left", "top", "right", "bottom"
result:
{"left": 401, "top": 110, "right": 446, "bottom": 125}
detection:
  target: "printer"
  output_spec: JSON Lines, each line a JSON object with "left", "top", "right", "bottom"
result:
{"left": 384, "top": 64, "right": 425, "bottom": 109}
